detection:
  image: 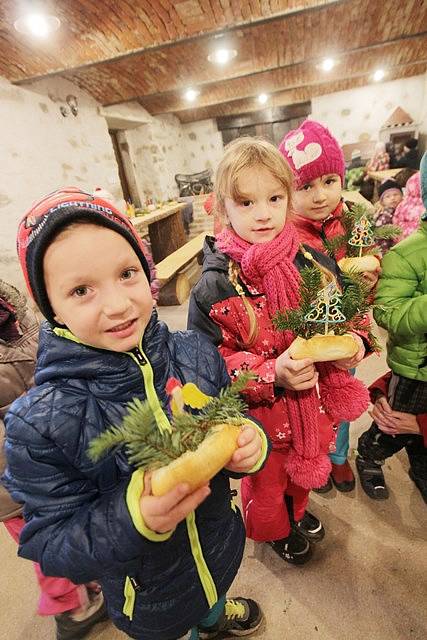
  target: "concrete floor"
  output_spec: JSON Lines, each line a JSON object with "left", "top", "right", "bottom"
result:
{"left": 1, "top": 304, "right": 426, "bottom": 640}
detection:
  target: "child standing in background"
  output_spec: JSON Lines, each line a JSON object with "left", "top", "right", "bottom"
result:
{"left": 188, "top": 137, "right": 369, "bottom": 565}
{"left": 0, "top": 279, "right": 107, "bottom": 640}
{"left": 356, "top": 152, "right": 427, "bottom": 504}
{"left": 372, "top": 179, "right": 403, "bottom": 253}
{"left": 279, "top": 120, "right": 375, "bottom": 494}
{"left": 393, "top": 172, "right": 423, "bottom": 240}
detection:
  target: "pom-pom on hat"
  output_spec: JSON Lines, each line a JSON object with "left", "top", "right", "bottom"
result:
{"left": 278, "top": 119, "right": 345, "bottom": 189}
{"left": 378, "top": 178, "right": 402, "bottom": 200}
{"left": 17, "top": 187, "right": 151, "bottom": 325}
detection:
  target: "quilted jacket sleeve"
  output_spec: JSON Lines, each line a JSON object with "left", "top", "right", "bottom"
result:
{"left": 374, "top": 251, "right": 427, "bottom": 337}
{"left": 2, "top": 395, "right": 168, "bottom": 584}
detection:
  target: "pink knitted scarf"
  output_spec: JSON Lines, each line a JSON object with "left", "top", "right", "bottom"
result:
{"left": 216, "top": 223, "right": 369, "bottom": 489}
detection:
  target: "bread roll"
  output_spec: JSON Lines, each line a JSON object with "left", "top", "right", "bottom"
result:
{"left": 338, "top": 255, "right": 380, "bottom": 273}
{"left": 288, "top": 333, "right": 359, "bottom": 363}
{"left": 151, "top": 423, "right": 241, "bottom": 496}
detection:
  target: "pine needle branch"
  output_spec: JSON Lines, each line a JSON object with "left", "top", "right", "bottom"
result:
{"left": 87, "top": 374, "right": 254, "bottom": 471}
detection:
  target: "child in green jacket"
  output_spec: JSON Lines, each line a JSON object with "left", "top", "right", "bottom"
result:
{"left": 356, "top": 152, "right": 427, "bottom": 503}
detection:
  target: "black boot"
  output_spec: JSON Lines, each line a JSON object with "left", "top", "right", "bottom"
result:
{"left": 292, "top": 510, "right": 325, "bottom": 542}
{"left": 312, "top": 475, "right": 333, "bottom": 494}
{"left": 356, "top": 456, "right": 389, "bottom": 500}
{"left": 267, "top": 529, "right": 313, "bottom": 565}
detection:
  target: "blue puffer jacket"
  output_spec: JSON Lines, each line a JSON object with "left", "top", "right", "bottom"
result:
{"left": 2, "top": 311, "right": 266, "bottom": 640}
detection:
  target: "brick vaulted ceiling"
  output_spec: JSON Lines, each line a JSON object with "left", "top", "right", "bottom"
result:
{"left": 1, "top": 0, "right": 426, "bottom": 123}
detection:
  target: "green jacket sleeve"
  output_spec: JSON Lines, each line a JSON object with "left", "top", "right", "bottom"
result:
{"left": 374, "top": 251, "right": 427, "bottom": 337}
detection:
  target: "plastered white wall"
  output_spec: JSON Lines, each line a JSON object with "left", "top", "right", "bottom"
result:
{"left": 0, "top": 76, "right": 122, "bottom": 287}
{"left": 311, "top": 74, "right": 427, "bottom": 144}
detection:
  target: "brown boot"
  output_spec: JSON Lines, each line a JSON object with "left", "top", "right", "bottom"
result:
{"left": 331, "top": 460, "right": 355, "bottom": 492}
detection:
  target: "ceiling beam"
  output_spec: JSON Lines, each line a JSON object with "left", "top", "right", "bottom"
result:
{"left": 9, "top": 0, "right": 344, "bottom": 83}
{"left": 136, "top": 34, "right": 427, "bottom": 114}
{"left": 175, "top": 64, "right": 427, "bottom": 123}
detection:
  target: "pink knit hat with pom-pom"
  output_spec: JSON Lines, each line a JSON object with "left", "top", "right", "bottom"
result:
{"left": 279, "top": 120, "right": 345, "bottom": 189}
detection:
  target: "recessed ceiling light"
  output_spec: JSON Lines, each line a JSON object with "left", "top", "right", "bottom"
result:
{"left": 321, "top": 58, "right": 335, "bottom": 72}
{"left": 184, "top": 88, "right": 199, "bottom": 102}
{"left": 257, "top": 93, "right": 269, "bottom": 104}
{"left": 14, "top": 13, "right": 61, "bottom": 38}
{"left": 373, "top": 69, "right": 385, "bottom": 82}
{"left": 207, "top": 48, "right": 237, "bottom": 65}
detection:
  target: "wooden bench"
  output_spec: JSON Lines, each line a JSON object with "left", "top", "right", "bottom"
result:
{"left": 156, "top": 232, "right": 206, "bottom": 305}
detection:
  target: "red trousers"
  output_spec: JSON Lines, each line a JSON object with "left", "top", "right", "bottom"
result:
{"left": 241, "top": 449, "right": 309, "bottom": 542}
{"left": 4, "top": 516, "right": 86, "bottom": 616}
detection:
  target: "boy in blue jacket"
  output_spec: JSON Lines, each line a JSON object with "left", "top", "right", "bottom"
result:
{"left": 2, "top": 187, "right": 268, "bottom": 640}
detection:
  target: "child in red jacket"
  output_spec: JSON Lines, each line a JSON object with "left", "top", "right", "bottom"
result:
{"left": 188, "top": 137, "right": 369, "bottom": 565}
{"left": 279, "top": 120, "right": 377, "bottom": 494}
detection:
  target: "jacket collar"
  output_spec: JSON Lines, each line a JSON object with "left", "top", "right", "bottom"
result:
{"left": 35, "top": 309, "right": 170, "bottom": 394}
{"left": 292, "top": 199, "right": 344, "bottom": 236}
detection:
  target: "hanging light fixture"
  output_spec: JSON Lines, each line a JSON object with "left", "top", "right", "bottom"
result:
{"left": 373, "top": 69, "right": 385, "bottom": 82}
{"left": 184, "top": 88, "right": 200, "bottom": 102}
{"left": 207, "top": 48, "right": 237, "bottom": 65}
{"left": 321, "top": 58, "right": 335, "bottom": 72}
{"left": 14, "top": 12, "right": 61, "bottom": 38}
{"left": 257, "top": 93, "right": 269, "bottom": 105}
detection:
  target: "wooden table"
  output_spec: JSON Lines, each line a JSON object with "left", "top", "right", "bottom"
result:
{"left": 367, "top": 168, "right": 401, "bottom": 182}
{"left": 130, "top": 202, "right": 187, "bottom": 263}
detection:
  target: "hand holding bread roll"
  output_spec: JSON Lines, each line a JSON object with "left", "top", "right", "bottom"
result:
{"left": 151, "top": 422, "right": 241, "bottom": 496}
{"left": 288, "top": 333, "right": 359, "bottom": 363}
{"left": 338, "top": 255, "right": 381, "bottom": 274}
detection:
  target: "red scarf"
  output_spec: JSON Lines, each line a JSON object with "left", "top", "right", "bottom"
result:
{"left": 216, "top": 223, "right": 369, "bottom": 489}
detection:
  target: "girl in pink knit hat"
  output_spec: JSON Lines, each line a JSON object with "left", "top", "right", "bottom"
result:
{"left": 279, "top": 120, "right": 377, "bottom": 494}
{"left": 188, "top": 137, "right": 369, "bottom": 565}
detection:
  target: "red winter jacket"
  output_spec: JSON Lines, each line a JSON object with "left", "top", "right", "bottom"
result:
{"left": 188, "top": 237, "right": 336, "bottom": 453}
{"left": 292, "top": 201, "right": 347, "bottom": 261}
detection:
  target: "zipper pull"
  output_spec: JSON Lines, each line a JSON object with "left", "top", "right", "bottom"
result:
{"left": 132, "top": 348, "right": 147, "bottom": 365}
{"left": 129, "top": 576, "right": 142, "bottom": 592}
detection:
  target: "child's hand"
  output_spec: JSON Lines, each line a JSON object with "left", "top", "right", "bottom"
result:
{"left": 225, "top": 424, "right": 263, "bottom": 473}
{"left": 139, "top": 474, "right": 211, "bottom": 534}
{"left": 369, "top": 398, "right": 420, "bottom": 435}
{"left": 332, "top": 333, "right": 365, "bottom": 370}
{"left": 369, "top": 395, "right": 394, "bottom": 432}
{"left": 362, "top": 266, "right": 381, "bottom": 291}
{"left": 383, "top": 411, "right": 420, "bottom": 435}
{"left": 275, "top": 350, "right": 318, "bottom": 391}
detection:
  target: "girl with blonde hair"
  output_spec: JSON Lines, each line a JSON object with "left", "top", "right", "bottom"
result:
{"left": 188, "top": 137, "right": 369, "bottom": 564}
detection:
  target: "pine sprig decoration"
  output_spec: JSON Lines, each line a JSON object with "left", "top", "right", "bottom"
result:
{"left": 273, "top": 266, "right": 374, "bottom": 340}
{"left": 327, "top": 203, "right": 401, "bottom": 258}
{"left": 87, "top": 373, "right": 254, "bottom": 470}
